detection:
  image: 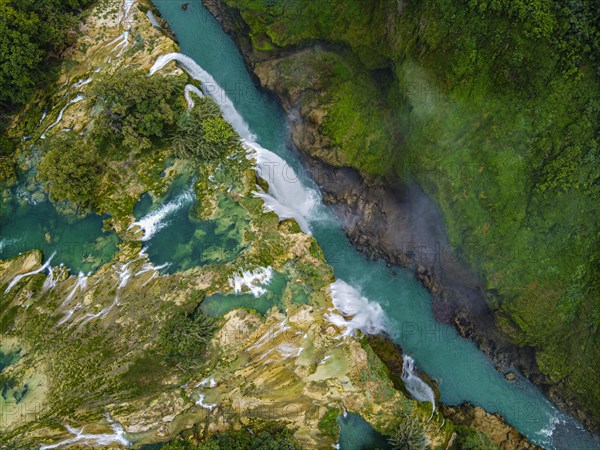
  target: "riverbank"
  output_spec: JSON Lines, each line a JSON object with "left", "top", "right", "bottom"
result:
{"left": 0, "top": 0, "right": 455, "bottom": 447}
{"left": 200, "top": 0, "right": 599, "bottom": 434}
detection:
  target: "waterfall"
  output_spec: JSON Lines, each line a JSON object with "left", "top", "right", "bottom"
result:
{"left": 121, "top": 0, "right": 135, "bottom": 25}
{"left": 106, "top": 31, "right": 129, "bottom": 56}
{"left": 72, "top": 77, "right": 93, "bottom": 89}
{"left": 56, "top": 272, "right": 89, "bottom": 326}
{"left": 4, "top": 252, "right": 56, "bottom": 293}
{"left": 247, "top": 319, "right": 290, "bottom": 352}
{"left": 39, "top": 414, "right": 130, "bottom": 449}
{"left": 116, "top": 261, "right": 133, "bottom": 290}
{"left": 184, "top": 84, "right": 204, "bottom": 109}
{"left": 326, "top": 280, "right": 387, "bottom": 336}
{"left": 61, "top": 272, "right": 88, "bottom": 306}
{"left": 149, "top": 52, "right": 320, "bottom": 234}
{"left": 128, "top": 189, "right": 195, "bottom": 241}
{"left": 244, "top": 140, "right": 318, "bottom": 234}
{"left": 228, "top": 266, "right": 273, "bottom": 297}
{"left": 402, "top": 355, "right": 436, "bottom": 420}
{"left": 146, "top": 10, "right": 160, "bottom": 28}
{"left": 40, "top": 95, "right": 84, "bottom": 139}
{"left": 196, "top": 377, "right": 217, "bottom": 388}
{"left": 149, "top": 52, "right": 255, "bottom": 140}
{"left": 42, "top": 265, "right": 58, "bottom": 291}
{"left": 195, "top": 394, "right": 217, "bottom": 410}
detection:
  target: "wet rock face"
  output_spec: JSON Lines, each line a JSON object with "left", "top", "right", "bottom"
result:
{"left": 300, "top": 157, "right": 537, "bottom": 375}
{"left": 201, "top": 0, "right": 596, "bottom": 433}
{"left": 441, "top": 403, "right": 540, "bottom": 450}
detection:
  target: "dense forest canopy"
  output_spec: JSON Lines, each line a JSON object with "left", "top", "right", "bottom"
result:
{"left": 221, "top": 0, "right": 600, "bottom": 426}
{"left": 0, "top": 0, "right": 93, "bottom": 111}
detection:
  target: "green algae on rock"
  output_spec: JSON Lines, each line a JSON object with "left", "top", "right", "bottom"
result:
{"left": 201, "top": 0, "right": 600, "bottom": 432}
{"left": 0, "top": 0, "right": 455, "bottom": 448}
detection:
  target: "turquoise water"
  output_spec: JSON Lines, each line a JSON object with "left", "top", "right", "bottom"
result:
{"left": 132, "top": 177, "right": 247, "bottom": 273}
{"left": 0, "top": 348, "right": 20, "bottom": 373}
{"left": 149, "top": 2, "right": 599, "bottom": 449}
{"left": 0, "top": 195, "right": 119, "bottom": 273}
{"left": 201, "top": 271, "right": 286, "bottom": 317}
{"left": 201, "top": 270, "right": 311, "bottom": 317}
{"left": 337, "top": 413, "right": 391, "bottom": 450}
{"left": 0, "top": 348, "right": 28, "bottom": 405}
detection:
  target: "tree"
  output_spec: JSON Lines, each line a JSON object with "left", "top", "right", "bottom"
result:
{"left": 37, "top": 132, "right": 101, "bottom": 208}
{"left": 171, "top": 98, "right": 239, "bottom": 160}
{"left": 158, "top": 308, "right": 217, "bottom": 360}
{"left": 387, "top": 416, "right": 426, "bottom": 450}
{"left": 0, "top": 0, "right": 93, "bottom": 111}
{"left": 93, "top": 69, "right": 184, "bottom": 154}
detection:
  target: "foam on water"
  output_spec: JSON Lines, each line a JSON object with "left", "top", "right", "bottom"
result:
{"left": 228, "top": 266, "right": 273, "bottom": 297}
{"left": 326, "top": 280, "right": 387, "bottom": 336}
{"left": 128, "top": 189, "right": 195, "bottom": 241}
{"left": 5, "top": 252, "right": 56, "bottom": 293}
{"left": 39, "top": 414, "right": 130, "bottom": 449}
{"left": 402, "top": 355, "right": 436, "bottom": 420}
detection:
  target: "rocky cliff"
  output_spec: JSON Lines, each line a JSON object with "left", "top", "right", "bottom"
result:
{"left": 200, "top": 0, "right": 600, "bottom": 433}
{"left": 0, "top": 0, "right": 484, "bottom": 448}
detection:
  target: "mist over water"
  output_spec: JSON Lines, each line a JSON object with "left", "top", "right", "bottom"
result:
{"left": 147, "top": 2, "right": 600, "bottom": 448}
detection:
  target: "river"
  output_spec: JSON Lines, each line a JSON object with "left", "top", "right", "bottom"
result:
{"left": 147, "top": 1, "right": 598, "bottom": 449}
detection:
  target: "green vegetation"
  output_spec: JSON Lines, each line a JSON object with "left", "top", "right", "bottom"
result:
{"left": 37, "top": 132, "right": 101, "bottom": 208}
{"left": 0, "top": 0, "right": 94, "bottom": 185}
{"left": 454, "top": 425, "right": 498, "bottom": 450}
{"left": 172, "top": 98, "right": 240, "bottom": 159}
{"left": 32, "top": 66, "right": 243, "bottom": 214}
{"left": 221, "top": 0, "right": 600, "bottom": 423}
{"left": 318, "top": 407, "right": 340, "bottom": 438}
{"left": 160, "top": 423, "right": 301, "bottom": 449}
{"left": 387, "top": 415, "right": 426, "bottom": 450}
{"left": 0, "top": 0, "right": 93, "bottom": 111}
{"left": 158, "top": 307, "right": 217, "bottom": 360}
{"left": 92, "top": 69, "right": 185, "bottom": 154}
{"left": 0, "top": 131, "right": 16, "bottom": 183}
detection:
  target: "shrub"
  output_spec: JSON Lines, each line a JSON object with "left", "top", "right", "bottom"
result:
{"left": 387, "top": 416, "right": 426, "bottom": 450}
{"left": 158, "top": 308, "right": 217, "bottom": 360}
{"left": 318, "top": 407, "right": 340, "bottom": 438}
{"left": 37, "top": 132, "right": 101, "bottom": 208}
{"left": 171, "top": 98, "right": 239, "bottom": 160}
{"left": 454, "top": 425, "right": 497, "bottom": 450}
{"left": 92, "top": 69, "right": 184, "bottom": 154}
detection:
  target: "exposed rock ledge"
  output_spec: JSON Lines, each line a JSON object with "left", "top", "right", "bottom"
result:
{"left": 201, "top": 0, "right": 595, "bottom": 434}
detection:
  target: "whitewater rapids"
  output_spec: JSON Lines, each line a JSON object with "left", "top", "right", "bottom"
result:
{"left": 149, "top": 52, "right": 320, "bottom": 234}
